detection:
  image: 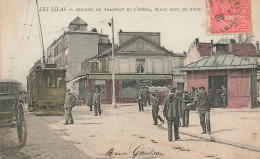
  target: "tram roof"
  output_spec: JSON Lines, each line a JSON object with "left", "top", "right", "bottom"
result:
{"left": 0, "top": 79, "right": 19, "bottom": 83}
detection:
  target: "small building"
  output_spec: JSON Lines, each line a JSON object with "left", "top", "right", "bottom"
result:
{"left": 46, "top": 17, "right": 109, "bottom": 94}
{"left": 185, "top": 38, "right": 259, "bottom": 65}
{"left": 78, "top": 31, "right": 186, "bottom": 104}
{"left": 181, "top": 54, "right": 259, "bottom": 108}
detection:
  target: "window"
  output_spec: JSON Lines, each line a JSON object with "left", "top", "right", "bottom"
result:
{"left": 136, "top": 59, "right": 145, "bottom": 73}
{"left": 179, "top": 58, "right": 184, "bottom": 67}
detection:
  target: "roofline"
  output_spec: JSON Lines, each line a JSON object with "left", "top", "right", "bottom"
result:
{"left": 180, "top": 65, "right": 258, "bottom": 71}
{"left": 47, "top": 31, "right": 108, "bottom": 49}
{"left": 119, "top": 32, "right": 160, "bottom": 34}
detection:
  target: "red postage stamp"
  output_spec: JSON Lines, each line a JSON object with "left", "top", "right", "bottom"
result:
{"left": 208, "top": 0, "right": 252, "bottom": 34}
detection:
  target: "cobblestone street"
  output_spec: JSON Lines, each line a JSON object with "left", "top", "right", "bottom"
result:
{"left": 1, "top": 105, "right": 260, "bottom": 159}
{"left": 0, "top": 110, "right": 91, "bottom": 159}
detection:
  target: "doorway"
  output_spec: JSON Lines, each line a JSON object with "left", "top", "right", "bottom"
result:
{"left": 177, "top": 83, "right": 184, "bottom": 92}
{"left": 208, "top": 76, "right": 228, "bottom": 108}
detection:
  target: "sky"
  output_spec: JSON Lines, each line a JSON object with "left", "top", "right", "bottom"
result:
{"left": 1, "top": 0, "right": 260, "bottom": 85}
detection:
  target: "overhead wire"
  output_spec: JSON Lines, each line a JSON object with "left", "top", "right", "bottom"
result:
{"left": 10, "top": 0, "right": 33, "bottom": 79}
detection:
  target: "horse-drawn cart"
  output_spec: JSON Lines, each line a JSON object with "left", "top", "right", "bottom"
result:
{"left": 0, "top": 79, "right": 27, "bottom": 147}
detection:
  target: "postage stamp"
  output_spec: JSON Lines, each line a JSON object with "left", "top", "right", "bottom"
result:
{"left": 208, "top": 0, "right": 252, "bottom": 34}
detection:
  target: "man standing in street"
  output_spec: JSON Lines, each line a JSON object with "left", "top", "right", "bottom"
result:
{"left": 87, "top": 90, "right": 94, "bottom": 111}
{"left": 221, "top": 85, "right": 227, "bottom": 109}
{"left": 143, "top": 86, "right": 150, "bottom": 106}
{"left": 189, "top": 87, "right": 196, "bottom": 101}
{"left": 93, "top": 87, "right": 101, "bottom": 116}
{"left": 181, "top": 91, "right": 191, "bottom": 127}
{"left": 151, "top": 93, "right": 164, "bottom": 125}
{"left": 195, "top": 87, "right": 211, "bottom": 135}
{"left": 163, "top": 88, "right": 182, "bottom": 141}
{"left": 64, "top": 89, "right": 76, "bottom": 125}
{"left": 137, "top": 88, "right": 144, "bottom": 112}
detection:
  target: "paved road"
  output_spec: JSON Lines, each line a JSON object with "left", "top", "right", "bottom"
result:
{"left": 1, "top": 106, "right": 259, "bottom": 159}
{"left": 0, "top": 108, "right": 91, "bottom": 159}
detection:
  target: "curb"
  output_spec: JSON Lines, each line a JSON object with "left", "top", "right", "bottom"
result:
{"left": 180, "top": 130, "right": 260, "bottom": 153}
{"left": 159, "top": 124, "right": 260, "bottom": 152}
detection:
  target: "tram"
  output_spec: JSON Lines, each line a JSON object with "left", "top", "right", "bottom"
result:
{"left": 27, "top": 63, "right": 66, "bottom": 115}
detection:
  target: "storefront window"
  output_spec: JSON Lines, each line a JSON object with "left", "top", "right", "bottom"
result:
{"left": 120, "top": 80, "right": 138, "bottom": 99}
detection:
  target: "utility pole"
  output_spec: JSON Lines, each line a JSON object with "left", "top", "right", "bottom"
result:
{"left": 111, "top": 17, "right": 117, "bottom": 108}
{"left": 36, "top": 0, "right": 45, "bottom": 64}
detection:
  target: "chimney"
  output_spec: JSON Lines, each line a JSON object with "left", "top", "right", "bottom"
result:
{"left": 210, "top": 40, "right": 214, "bottom": 55}
{"left": 229, "top": 39, "right": 234, "bottom": 53}
{"left": 256, "top": 41, "right": 259, "bottom": 53}
{"left": 195, "top": 38, "right": 199, "bottom": 47}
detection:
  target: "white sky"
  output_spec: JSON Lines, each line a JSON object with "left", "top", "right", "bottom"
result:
{"left": 1, "top": 0, "right": 260, "bottom": 85}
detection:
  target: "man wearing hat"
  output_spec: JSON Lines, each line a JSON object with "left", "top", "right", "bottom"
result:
{"left": 137, "top": 87, "right": 144, "bottom": 112}
{"left": 163, "top": 88, "right": 182, "bottom": 141}
{"left": 64, "top": 89, "right": 76, "bottom": 125}
{"left": 195, "top": 87, "right": 211, "bottom": 135}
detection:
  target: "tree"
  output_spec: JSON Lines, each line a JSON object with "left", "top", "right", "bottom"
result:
{"left": 235, "top": 34, "right": 255, "bottom": 44}
{"left": 218, "top": 34, "right": 255, "bottom": 44}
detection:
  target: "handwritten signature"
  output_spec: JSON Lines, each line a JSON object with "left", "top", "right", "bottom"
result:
{"left": 105, "top": 144, "right": 164, "bottom": 158}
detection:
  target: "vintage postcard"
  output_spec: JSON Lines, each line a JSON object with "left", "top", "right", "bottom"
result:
{"left": 1, "top": 0, "right": 260, "bottom": 158}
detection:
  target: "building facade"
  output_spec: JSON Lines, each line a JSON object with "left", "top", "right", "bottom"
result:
{"left": 78, "top": 32, "right": 186, "bottom": 104}
{"left": 46, "top": 17, "right": 109, "bottom": 93}
{"left": 182, "top": 39, "right": 260, "bottom": 108}
{"left": 185, "top": 38, "right": 259, "bottom": 65}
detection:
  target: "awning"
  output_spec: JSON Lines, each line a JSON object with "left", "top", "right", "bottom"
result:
{"left": 181, "top": 54, "right": 259, "bottom": 71}
{"left": 68, "top": 75, "right": 87, "bottom": 83}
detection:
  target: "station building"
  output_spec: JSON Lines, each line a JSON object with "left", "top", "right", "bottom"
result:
{"left": 182, "top": 39, "right": 260, "bottom": 108}
{"left": 78, "top": 31, "right": 186, "bottom": 104}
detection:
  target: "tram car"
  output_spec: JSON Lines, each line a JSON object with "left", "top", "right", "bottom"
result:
{"left": 27, "top": 63, "right": 66, "bottom": 115}
{"left": 0, "top": 79, "right": 27, "bottom": 147}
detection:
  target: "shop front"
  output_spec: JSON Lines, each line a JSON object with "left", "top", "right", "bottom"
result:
{"left": 181, "top": 54, "right": 259, "bottom": 108}
{"left": 78, "top": 74, "right": 173, "bottom": 104}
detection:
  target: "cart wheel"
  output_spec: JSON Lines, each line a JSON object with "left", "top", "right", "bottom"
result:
{"left": 16, "top": 102, "right": 27, "bottom": 147}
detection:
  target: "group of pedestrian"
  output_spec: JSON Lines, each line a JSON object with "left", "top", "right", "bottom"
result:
{"left": 86, "top": 88, "right": 102, "bottom": 116}
{"left": 163, "top": 86, "right": 213, "bottom": 142}
{"left": 64, "top": 87, "right": 102, "bottom": 125}
{"left": 137, "top": 86, "right": 151, "bottom": 111}
{"left": 64, "top": 85, "right": 214, "bottom": 142}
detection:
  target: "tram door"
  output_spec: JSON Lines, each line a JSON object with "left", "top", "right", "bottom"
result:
{"left": 208, "top": 76, "right": 227, "bottom": 108}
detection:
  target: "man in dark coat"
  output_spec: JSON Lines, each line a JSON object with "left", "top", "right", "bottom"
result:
{"left": 181, "top": 91, "right": 191, "bottom": 127}
{"left": 163, "top": 89, "right": 182, "bottom": 141}
{"left": 93, "top": 88, "right": 101, "bottom": 116}
{"left": 143, "top": 86, "right": 150, "bottom": 106}
{"left": 151, "top": 93, "right": 164, "bottom": 125}
{"left": 64, "top": 89, "right": 76, "bottom": 125}
{"left": 189, "top": 87, "right": 196, "bottom": 101}
{"left": 87, "top": 91, "right": 94, "bottom": 111}
{"left": 137, "top": 88, "right": 144, "bottom": 112}
{"left": 221, "top": 85, "right": 227, "bottom": 109}
{"left": 195, "top": 87, "right": 211, "bottom": 135}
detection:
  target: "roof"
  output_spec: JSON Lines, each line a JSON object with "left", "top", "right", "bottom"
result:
{"left": 196, "top": 42, "right": 258, "bottom": 56}
{"left": 0, "top": 79, "right": 19, "bottom": 83}
{"left": 181, "top": 54, "right": 259, "bottom": 71}
{"left": 197, "top": 43, "right": 211, "bottom": 56}
{"left": 231, "top": 43, "right": 258, "bottom": 56}
{"left": 88, "top": 36, "right": 185, "bottom": 60}
{"left": 69, "top": 17, "right": 87, "bottom": 26}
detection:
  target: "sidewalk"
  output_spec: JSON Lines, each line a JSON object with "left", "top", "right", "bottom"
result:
{"left": 91, "top": 104, "right": 260, "bottom": 152}
{"left": 48, "top": 104, "right": 260, "bottom": 158}
{"left": 175, "top": 107, "right": 260, "bottom": 152}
